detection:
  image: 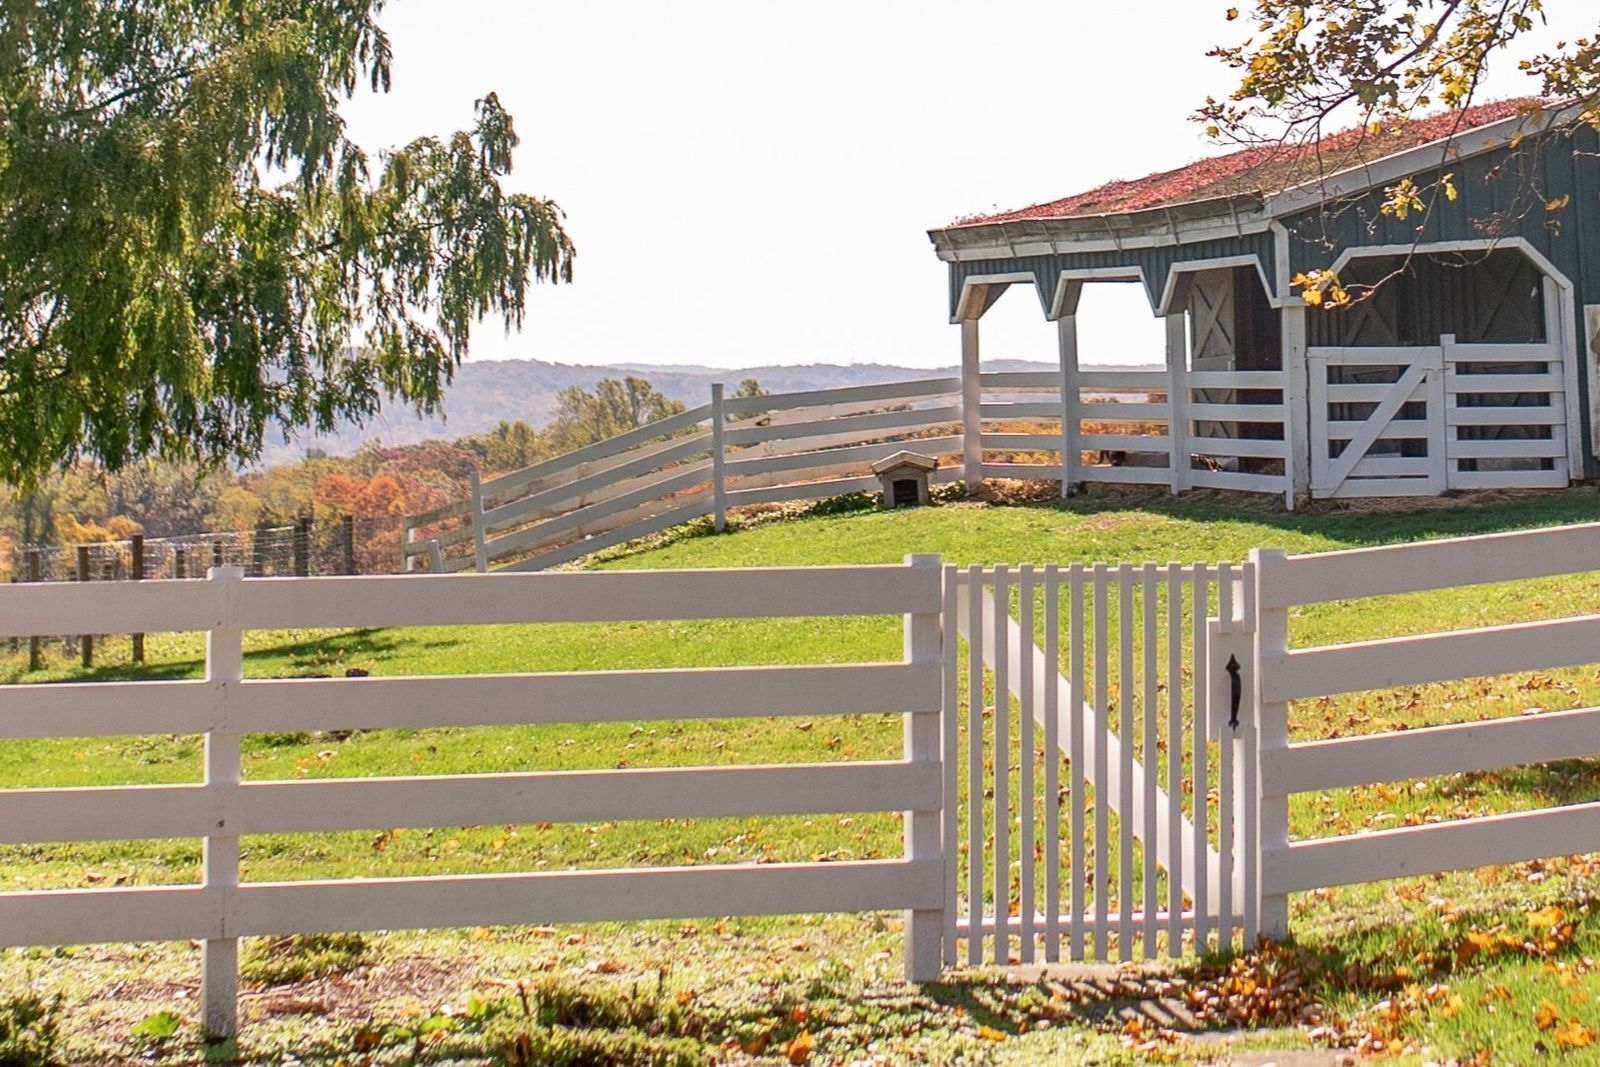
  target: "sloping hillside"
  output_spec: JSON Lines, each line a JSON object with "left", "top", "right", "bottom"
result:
{"left": 261, "top": 357, "right": 1110, "bottom": 464}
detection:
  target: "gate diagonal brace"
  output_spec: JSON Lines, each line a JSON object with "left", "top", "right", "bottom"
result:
{"left": 958, "top": 582, "right": 1223, "bottom": 900}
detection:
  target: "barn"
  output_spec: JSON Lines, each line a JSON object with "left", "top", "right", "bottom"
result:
{"left": 928, "top": 98, "right": 1600, "bottom": 504}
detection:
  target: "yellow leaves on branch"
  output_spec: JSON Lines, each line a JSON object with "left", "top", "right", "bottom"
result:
{"left": 1381, "top": 177, "right": 1428, "bottom": 220}
{"left": 1291, "top": 269, "right": 1350, "bottom": 309}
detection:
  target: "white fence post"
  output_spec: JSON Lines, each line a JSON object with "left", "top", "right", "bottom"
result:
{"left": 202, "top": 565, "right": 244, "bottom": 1037}
{"left": 469, "top": 471, "right": 489, "bottom": 574}
{"left": 940, "top": 563, "right": 960, "bottom": 968}
{"left": 711, "top": 383, "right": 727, "bottom": 533}
{"left": 1249, "top": 547, "right": 1290, "bottom": 938}
{"left": 903, "top": 553, "right": 944, "bottom": 981}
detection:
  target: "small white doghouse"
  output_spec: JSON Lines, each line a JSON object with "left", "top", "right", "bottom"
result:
{"left": 871, "top": 450, "right": 937, "bottom": 508}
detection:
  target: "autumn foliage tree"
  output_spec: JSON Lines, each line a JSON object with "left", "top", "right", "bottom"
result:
{"left": 1200, "top": 1, "right": 1597, "bottom": 304}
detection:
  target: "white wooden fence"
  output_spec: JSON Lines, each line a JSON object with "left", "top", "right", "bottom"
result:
{"left": 404, "top": 371, "right": 1294, "bottom": 572}
{"left": 979, "top": 369, "right": 1290, "bottom": 501}
{"left": 0, "top": 559, "right": 949, "bottom": 1036}
{"left": 1252, "top": 522, "right": 1600, "bottom": 932}
{"left": 9, "top": 523, "right": 1599, "bottom": 1035}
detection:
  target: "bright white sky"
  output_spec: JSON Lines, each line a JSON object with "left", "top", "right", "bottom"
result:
{"left": 343, "top": 1, "right": 1592, "bottom": 370}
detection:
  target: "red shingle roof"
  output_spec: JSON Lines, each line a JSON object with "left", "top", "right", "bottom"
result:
{"left": 950, "top": 98, "right": 1541, "bottom": 227}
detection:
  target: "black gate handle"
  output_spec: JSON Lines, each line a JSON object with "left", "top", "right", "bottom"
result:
{"left": 1225, "top": 654, "right": 1242, "bottom": 729}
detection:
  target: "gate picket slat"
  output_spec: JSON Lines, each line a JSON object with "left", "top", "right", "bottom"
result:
{"left": 1043, "top": 565, "right": 1061, "bottom": 962}
{"left": 1069, "top": 564, "right": 1087, "bottom": 960}
{"left": 1243, "top": 690, "right": 1260, "bottom": 950}
{"left": 1191, "top": 564, "right": 1210, "bottom": 954}
{"left": 1166, "top": 564, "right": 1184, "bottom": 956}
{"left": 1018, "top": 565, "right": 1036, "bottom": 963}
{"left": 967, "top": 563, "right": 984, "bottom": 966}
{"left": 1118, "top": 564, "right": 1135, "bottom": 962}
{"left": 1142, "top": 563, "right": 1159, "bottom": 958}
{"left": 992, "top": 565, "right": 1010, "bottom": 967}
{"left": 1093, "top": 563, "right": 1110, "bottom": 959}
{"left": 943, "top": 566, "right": 960, "bottom": 966}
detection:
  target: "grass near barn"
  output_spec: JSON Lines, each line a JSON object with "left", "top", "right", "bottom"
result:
{"left": 4, "top": 485, "right": 1600, "bottom": 1064}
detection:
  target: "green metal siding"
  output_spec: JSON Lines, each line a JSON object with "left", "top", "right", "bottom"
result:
{"left": 1281, "top": 124, "right": 1600, "bottom": 473}
{"left": 946, "top": 231, "right": 1280, "bottom": 319}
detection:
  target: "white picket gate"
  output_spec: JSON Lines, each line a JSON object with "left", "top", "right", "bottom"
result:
{"left": 949, "top": 561, "right": 1257, "bottom": 964}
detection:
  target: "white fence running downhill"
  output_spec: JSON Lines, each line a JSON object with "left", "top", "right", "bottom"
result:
{"left": 0, "top": 558, "right": 948, "bottom": 1037}
{"left": 403, "top": 369, "right": 1293, "bottom": 573}
{"left": 8, "top": 522, "right": 1600, "bottom": 1035}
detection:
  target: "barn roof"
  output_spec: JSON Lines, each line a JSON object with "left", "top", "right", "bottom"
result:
{"left": 947, "top": 98, "right": 1541, "bottom": 229}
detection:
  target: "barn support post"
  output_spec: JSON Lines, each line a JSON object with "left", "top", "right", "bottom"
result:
{"left": 902, "top": 553, "right": 944, "bottom": 980}
{"left": 961, "top": 319, "right": 982, "bottom": 495}
{"left": 202, "top": 565, "right": 244, "bottom": 1038}
{"left": 1057, "top": 315, "right": 1080, "bottom": 497}
{"left": 1281, "top": 305, "right": 1311, "bottom": 508}
{"left": 1166, "top": 314, "right": 1189, "bottom": 493}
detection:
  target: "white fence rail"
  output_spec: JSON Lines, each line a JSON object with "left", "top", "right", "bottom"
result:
{"left": 14, "top": 523, "right": 1596, "bottom": 1035}
{"left": 405, "top": 369, "right": 1295, "bottom": 573}
{"left": 0, "top": 559, "right": 950, "bottom": 1037}
{"left": 979, "top": 369, "right": 1291, "bottom": 501}
{"left": 1251, "top": 521, "right": 1600, "bottom": 933}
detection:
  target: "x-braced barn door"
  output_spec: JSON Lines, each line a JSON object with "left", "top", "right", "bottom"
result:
{"left": 1308, "top": 346, "right": 1446, "bottom": 498}
{"left": 1190, "top": 271, "right": 1238, "bottom": 442}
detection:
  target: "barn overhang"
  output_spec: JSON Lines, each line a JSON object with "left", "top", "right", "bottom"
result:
{"left": 933, "top": 100, "right": 1589, "bottom": 328}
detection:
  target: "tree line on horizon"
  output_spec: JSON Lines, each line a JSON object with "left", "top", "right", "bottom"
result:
{"left": 0, "top": 375, "right": 760, "bottom": 579}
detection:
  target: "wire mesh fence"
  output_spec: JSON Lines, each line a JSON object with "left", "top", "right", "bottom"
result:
{"left": 7, "top": 515, "right": 405, "bottom": 584}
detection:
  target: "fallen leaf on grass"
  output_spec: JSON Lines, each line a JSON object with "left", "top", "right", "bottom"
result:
{"left": 786, "top": 1028, "right": 814, "bottom": 1063}
{"left": 1554, "top": 1018, "right": 1595, "bottom": 1048}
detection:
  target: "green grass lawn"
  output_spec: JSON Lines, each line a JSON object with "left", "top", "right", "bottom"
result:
{"left": 5, "top": 485, "right": 1600, "bottom": 1064}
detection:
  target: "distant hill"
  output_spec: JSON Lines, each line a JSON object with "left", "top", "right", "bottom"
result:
{"left": 260, "top": 357, "right": 1150, "bottom": 464}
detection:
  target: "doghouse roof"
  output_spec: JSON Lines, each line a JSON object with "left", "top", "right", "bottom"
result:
{"left": 871, "top": 451, "right": 939, "bottom": 474}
